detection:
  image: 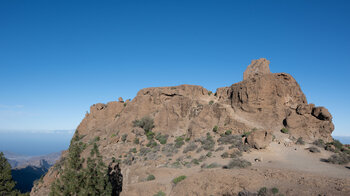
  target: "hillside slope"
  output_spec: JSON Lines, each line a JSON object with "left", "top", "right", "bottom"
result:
{"left": 31, "top": 59, "right": 350, "bottom": 196}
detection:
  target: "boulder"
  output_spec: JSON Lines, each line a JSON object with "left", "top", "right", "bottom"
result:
{"left": 312, "top": 107, "right": 332, "bottom": 121}
{"left": 247, "top": 130, "right": 273, "bottom": 149}
{"left": 243, "top": 58, "right": 271, "bottom": 80}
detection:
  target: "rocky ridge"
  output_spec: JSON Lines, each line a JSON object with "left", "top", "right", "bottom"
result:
{"left": 31, "top": 58, "right": 348, "bottom": 196}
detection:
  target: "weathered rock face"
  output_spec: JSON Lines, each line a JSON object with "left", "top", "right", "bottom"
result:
{"left": 243, "top": 58, "right": 271, "bottom": 80}
{"left": 31, "top": 58, "right": 336, "bottom": 196}
{"left": 216, "top": 60, "right": 334, "bottom": 142}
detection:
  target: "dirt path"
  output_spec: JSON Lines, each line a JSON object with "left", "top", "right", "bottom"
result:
{"left": 244, "top": 142, "right": 350, "bottom": 179}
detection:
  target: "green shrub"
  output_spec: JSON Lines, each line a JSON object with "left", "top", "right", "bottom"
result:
{"left": 258, "top": 187, "right": 267, "bottom": 196}
{"left": 130, "top": 148, "right": 137, "bottom": 153}
{"left": 313, "top": 139, "right": 325, "bottom": 148}
{"left": 94, "top": 136, "right": 100, "bottom": 142}
{"left": 221, "top": 152, "right": 229, "bottom": 158}
{"left": 199, "top": 133, "right": 215, "bottom": 151}
{"left": 213, "top": 125, "right": 218, "bottom": 133}
{"left": 161, "top": 143, "right": 178, "bottom": 157}
{"left": 225, "top": 130, "right": 232, "bottom": 135}
{"left": 206, "top": 162, "right": 221, "bottom": 168}
{"left": 326, "top": 153, "right": 350, "bottom": 164}
{"left": 153, "top": 191, "right": 166, "bottom": 196}
{"left": 146, "top": 174, "right": 155, "bottom": 181}
{"left": 191, "top": 159, "right": 200, "bottom": 165}
{"left": 111, "top": 134, "right": 117, "bottom": 138}
{"left": 124, "top": 103, "right": 127, "bottom": 107}
{"left": 242, "top": 131, "right": 252, "bottom": 137}
{"left": 132, "top": 116, "right": 155, "bottom": 132}
{"left": 271, "top": 187, "right": 279, "bottom": 194}
{"left": 295, "top": 137, "right": 305, "bottom": 145}
{"left": 134, "top": 138, "right": 139, "bottom": 144}
{"left": 139, "top": 147, "right": 151, "bottom": 156}
{"left": 223, "top": 158, "right": 251, "bottom": 169}
{"left": 331, "top": 139, "right": 343, "bottom": 150}
{"left": 172, "top": 175, "right": 186, "bottom": 185}
{"left": 183, "top": 142, "right": 197, "bottom": 153}
{"left": 208, "top": 91, "right": 212, "bottom": 96}
{"left": 209, "top": 100, "right": 214, "bottom": 105}
{"left": 185, "top": 137, "right": 190, "bottom": 142}
{"left": 175, "top": 136, "right": 185, "bottom": 148}
{"left": 121, "top": 134, "right": 128, "bottom": 142}
{"left": 146, "top": 140, "right": 158, "bottom": 148}
{"left": 146, "top": 131, "right": 155, "bottom": 140}
{"left": 206, "top": 152, "right": 212, "bottom": 157}
{"left": 281, "top": 128, "right": 289, "bottom": 134}
{"left": 155, "top": 133, "right": 169, "bottom": 144}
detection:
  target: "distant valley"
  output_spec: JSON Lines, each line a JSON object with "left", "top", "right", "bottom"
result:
{"left": 3, "top": 151, "right": 61, "bottom": 193}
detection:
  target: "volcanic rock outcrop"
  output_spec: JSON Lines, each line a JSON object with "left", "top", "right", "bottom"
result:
{"left": 31, "top": 58, "right": 338, "bottom": 196}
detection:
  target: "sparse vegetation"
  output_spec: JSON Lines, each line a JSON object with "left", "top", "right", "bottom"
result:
{"left": 121, "top": 134, "right": 128, "bottom": 142}
{"left": 161, "top": 143, "right": 178, "bottom": 157}
{"left": 201, "top": 162, "right": 221, "bottom": 169}
{"left": 133, "top": 116, "right": 155, "bottom": 133}
{"left": 326, "top": 153, "right": 350, "bottom": 165}
{"left": 134, "top": 137, "right": 139, "bottom": 144}
{"left": 242, "top": 131, "right": 252, "bottom": 137}
{"left": 295, "top": 137, "right": 305, "bottom": 145}
{"left": 172, "top": 175, "right": 186, "bottom": 185}
{"left": 130, "top": 148, "right": 137, "bottom": 153}
{"left": 146, "top": 174, "right": 155, "bottom": 181}
{"left": 191, "top": 159, "right": 200, "bottom": 165}
{"left": 146, "top": 131, "right": 155, "bottom": 140}
{"left": 271, "top": 187, "right": 279, "bottom": 195}
{"left": 330, "top": 139, "right": 343, "bottom": 150}
{"left": 183, "top": 142, "right": 197, "bottom": 153}
{"left": 111, "top": 133, "right": 117, "bottom": 138}
{"left": 208, "top": 91, "right": 212, "bottom": 96}
{"left": 281, "top": 128, "right": 289, "bottom": 134}
{"left": 225, "top": 130, "right": 232, "bottom": 135}
{"left": 139, "top": 147, "right": 151, "bottom": 156}
{"left": 313, "top": 139, "right": 325, "bottom": 148}
{"left": 213, "top": 125, "right": 218, "bottom": 133}
{"left": 198, "top": 133, "right": 215, "bottom": 151}
{"left": 155, "top": 133, "right": 169, "bottom": 144}
{"left": 221, "top": 151, "right": 242, "bottom": 159}
{"left": 223, "top": 158, "right": 251, "bottom": 169}
{"left": 258, "top": 187, "right": 267, "bottom": 196}
{"left": 146, "top": 140, "right": 158, "bottom": 148}
{"left": 175, "top": 136, "right": 185, "bottom": 148}
{"left": 209, "top": 100, "right": 214, "bottom": 105}
{"left": 153, "top": 191, "right": 166, "bottom": 196}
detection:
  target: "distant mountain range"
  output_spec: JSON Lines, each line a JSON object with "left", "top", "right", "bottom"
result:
{"left": 3, "top": 151, "right": 62, "bottom": 193}
{"left": 333, "top": 136, "right": 350, "bottom": 145}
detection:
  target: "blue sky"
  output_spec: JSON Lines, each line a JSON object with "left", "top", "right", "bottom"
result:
{"left": 0, "top": 0, "right": 349, "bottom": 136}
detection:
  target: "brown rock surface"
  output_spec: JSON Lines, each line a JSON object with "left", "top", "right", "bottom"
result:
{"left": 31, "top": 58, "right": 342, "bottom": 196}
{"left": 247, "top": 130, "right": 273, "bottom": 149}
{"left": 243, "top": 58, "right": 271, "bottom": 80}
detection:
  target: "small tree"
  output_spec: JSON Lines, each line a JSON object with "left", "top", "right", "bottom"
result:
{"left": 50, "top": 132, "right": 113, "bottom": 195}
{"left": 50, "top": 133, "right": 86, "bottom": 195}
{"left": 83, "top": 143, "right": 112, "bottom": 195}
{"left": 0, "top": 152, "right": 16, "bottom": 195}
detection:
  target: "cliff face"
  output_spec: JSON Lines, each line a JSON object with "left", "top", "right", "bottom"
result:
{"left": 31, "top": 58, "right": 337, "bottom": 196}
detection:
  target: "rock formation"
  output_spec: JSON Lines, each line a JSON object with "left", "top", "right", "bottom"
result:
{"left": 31, "top": 58, "right": 343, "bottom": 196}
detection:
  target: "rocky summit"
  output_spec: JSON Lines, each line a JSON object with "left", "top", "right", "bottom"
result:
{"left": 31, "top": 59, "right": 350, "bottom": 196}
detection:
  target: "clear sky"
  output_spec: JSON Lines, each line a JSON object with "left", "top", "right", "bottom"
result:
{"left": 1, "top": 0, "right": 349, "bottom": 136}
